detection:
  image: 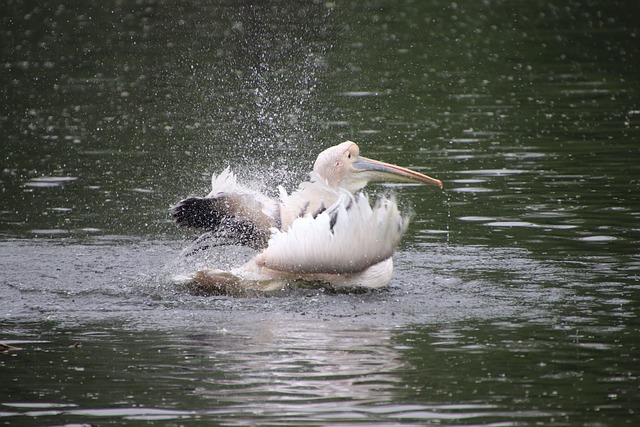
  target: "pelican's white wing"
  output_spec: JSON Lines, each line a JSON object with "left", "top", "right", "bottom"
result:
{"left": 255, "top": 192, "right": 410, "bottom": 275}
{"left": 207, "top": 167, "right": 279, "bottom": 220}
{"left": 277, "top": 172, "right": 340, "bottom": 231}
{"left": 203, "top": 167, "right": 279, "bottom": 230}
{"left": 207, "top": 166, "right": 240, "bottom": 196}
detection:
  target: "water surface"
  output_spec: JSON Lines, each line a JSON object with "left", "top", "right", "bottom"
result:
{"left": 2, "top": 0, "right": 639, "bottom": 425}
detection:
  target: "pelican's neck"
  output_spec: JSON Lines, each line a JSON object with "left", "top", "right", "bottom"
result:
{"left": 338, "top": 178, "right": 367, "bottom": 194}
{"left": 309, "top": 171, "right": 367, "bottom": 194}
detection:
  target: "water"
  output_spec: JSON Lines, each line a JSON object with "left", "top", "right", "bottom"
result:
{"left": 2, "top": 0, "right": 639, "bottom": 425}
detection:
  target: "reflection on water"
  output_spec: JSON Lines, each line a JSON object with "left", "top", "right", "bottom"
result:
{"left": 2, "top": 315, "right": 638, "bottom": 425}
{"left": 1, "top": 322, "right": 403, "bottom": 424}
{"left": 2, "top": 0, "right": 640, "bottom": 425}
{"left": 189, "top": 324, "right": 405, "bottom": 420}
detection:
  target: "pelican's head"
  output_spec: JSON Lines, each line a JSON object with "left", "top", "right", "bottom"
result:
{"left": 313, "top": 140, "right": 443, "bottom": 193}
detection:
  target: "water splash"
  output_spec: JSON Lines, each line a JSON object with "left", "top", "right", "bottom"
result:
{"left": 184, "top": 2, "right": 335, "bottom": 192}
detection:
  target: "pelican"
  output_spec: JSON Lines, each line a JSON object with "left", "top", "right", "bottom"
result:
{"left": 170, "top": 141, "right": 442, "bottom": 294}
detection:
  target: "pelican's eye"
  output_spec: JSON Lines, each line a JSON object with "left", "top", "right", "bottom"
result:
{"left": 347, "top": 153, "right": 352, "bottom": 159}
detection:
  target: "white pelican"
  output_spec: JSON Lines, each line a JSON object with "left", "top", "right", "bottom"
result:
{"left": 170, "top": 141, "right": 442, "bottom": 294}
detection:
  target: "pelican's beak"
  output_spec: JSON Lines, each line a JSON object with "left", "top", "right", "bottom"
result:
{"left": 353, "top": 156, "right": 443, "bottom": 189}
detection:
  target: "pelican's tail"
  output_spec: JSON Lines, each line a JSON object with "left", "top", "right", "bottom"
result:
{"left": 255, "top": 192, "right": 410, "bottom": 275}
{"left": 172, "top": 269, "right": 240, "bottom": 295}
{"left": 174, "top": 269, "right": 289, "bottom": 296}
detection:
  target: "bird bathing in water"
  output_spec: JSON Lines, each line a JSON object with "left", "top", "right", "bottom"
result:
{"left": 170, "top": 141, "right": 442, "bottom": 294}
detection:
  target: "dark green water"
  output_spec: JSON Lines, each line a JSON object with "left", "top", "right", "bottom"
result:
{"left": 2, "top": 0, "right": 639, "bottom": 425}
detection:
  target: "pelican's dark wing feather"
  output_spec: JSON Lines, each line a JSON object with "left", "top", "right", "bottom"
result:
{"left": 171, "top": 197, "right": 223, "bottom": 230}
{"left": 170, "top": 196, "right": 272, "bottom": 249}
{"left": 170, "top": 168, "right": 279, "bottom": 249}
